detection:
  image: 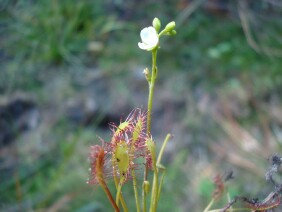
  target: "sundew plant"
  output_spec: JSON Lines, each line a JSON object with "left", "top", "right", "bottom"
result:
{"left": 86, "top": 17, "right": 282, "bottom": 212}
{"left": 86, "top": 18, "right": 176, "bottom": 212}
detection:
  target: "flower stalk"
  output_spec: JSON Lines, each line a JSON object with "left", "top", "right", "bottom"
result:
{"left": 146, "top": 49, "right": 158, "bottom": 135}
{"left": 139, "top": 18, "right": 175, "bottom": 212}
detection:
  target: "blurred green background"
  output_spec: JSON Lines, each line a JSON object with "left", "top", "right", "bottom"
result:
{"left": 1, "top": 0, "right": 282, "bottom": 211}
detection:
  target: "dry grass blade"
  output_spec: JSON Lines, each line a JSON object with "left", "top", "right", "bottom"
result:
{"left": 46, "top": 193, "right": 75, "bottom": 212}
{"left": 238, "top": 0, "right": 282, "bottom": 57}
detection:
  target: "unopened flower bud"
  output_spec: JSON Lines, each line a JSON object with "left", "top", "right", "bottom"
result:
{"left": 152, "top": 17, "right": 161, "bottom": 32}
{"left": 143, "top": 180, "right": 150, "bottom": 195}
{"left": 164, "top": 21, "right": 176, "bottom": 32}
{"left": 143, "top": 68, "right": 150, "bottom": 81}
{"left": 168, "top": 30, "right": 177, "bottom": 36}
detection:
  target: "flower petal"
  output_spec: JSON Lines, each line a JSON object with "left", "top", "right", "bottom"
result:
{"left": 138, "top": 42, "right": 148, "bottom": 50}
{"left": 138, "top": 26, "right": 159, "bottom": 51}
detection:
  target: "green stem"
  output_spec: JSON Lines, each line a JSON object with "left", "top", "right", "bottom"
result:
{"left": 142, "top": 189, "right": 147, "bottom": 212}
{"left": 119, "top": 188, "right": 128, "bottom": 212}
{"left": 155, "top": 134, "right": 171, "bottom": 204}
{"left": 149, "top": 140, "right": 158, "bottom": 212}
{"left": 150, "top": 159, "right": 158, "bottom": 212}
{"left": 145, "top": 50, "right": 158, "bottom": 178}
{"left": 227, "top": 192, "right": 232, "bottom": 212}
{"left": 146, "top": 49, "right": 158, "bottom": 136}
{"left": 113, "top": 161, "right": 128, "bottom": 212}
{"left": 132, "top": 170, "right": 141, "bottom": 212}
{"left": 143, "top": 49, "right": 158, "bottom": 212}
{"left": 156, "top": 134, "right": 171, "bottom": 165}
{"left": 116, "top": 179, "right": 123, "bottom": 206}
{"left": 157, "top": 170, "right": 166, "bottom": 201}
{"left": 203, "top": 198, "right": 214, "bottom": 212}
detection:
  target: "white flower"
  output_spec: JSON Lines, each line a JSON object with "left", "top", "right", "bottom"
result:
{"left": 138, "top": 26, "right": 159, "bottom": 51}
